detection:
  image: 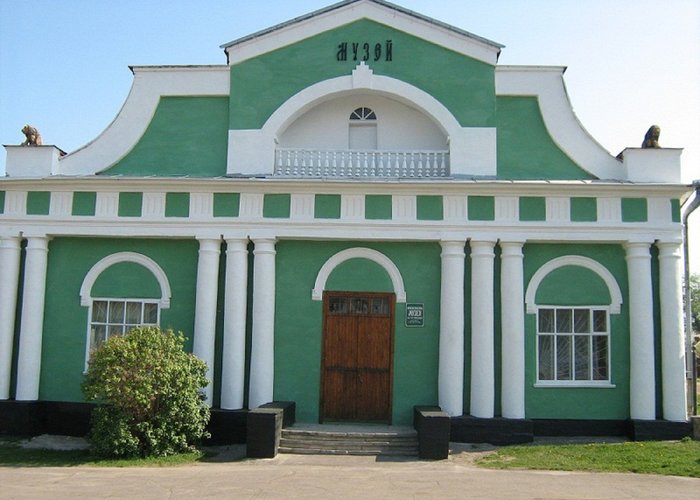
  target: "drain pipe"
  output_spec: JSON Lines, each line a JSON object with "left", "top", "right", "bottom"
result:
{"left": 682, "top": 180, "right": 700, "bottom": 416}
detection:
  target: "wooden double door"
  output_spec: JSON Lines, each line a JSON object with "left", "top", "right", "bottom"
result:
{"left": 321, "top": 292, "right": 395, "bottom": 423}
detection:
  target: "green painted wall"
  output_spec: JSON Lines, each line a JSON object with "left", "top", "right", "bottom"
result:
{"left": 230, "top": 19, "right": 496, "bottom": 130}
{"left": 102, "top": 96, "right": 229, "bottom": 177}
{"left": 496, "top": 96, "right": 595, "bottom": 180}
{"left": 273, "top": 240, "right": 441, "bottom": 425}
{"left": 39, "top": 238, "right": 198, "bottom": 402}
{"left": 118, "top": 192, "right": 143, "bottom": 217}
{"left": 365, "top": 194, "right": 392, "bottom": 219}
{"left": 523, "top": 243, "right": 630, "bottom": 419}
{"left": 72, "top": 192, "right": 96, "bottom": 216}
{"left": 26, "top": 191, "right": 50, "bottom": 215}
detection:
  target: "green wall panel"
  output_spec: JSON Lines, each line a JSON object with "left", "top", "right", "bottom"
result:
{"left": 273, "top": 240, "right": 441, "bottom": 425}
{"left": 118, "top": 192, "right": 143, "bottom": 217}
{"left": 671, "top": 199, "right": 681, "bottom": 223}
{"left": 71, "top": 192, "right": 96, "bottom": 216}
{"left": 230, "top": 20, "right": 496, "bottom": 131}
{"left": 314, "top": 194, "right": 341, "bottom": 219}
{"left": 27, "top": 191, "right": 50, "bottom": 215}
{"left": 523, "top": 243, "right": 629, "bottom": 419}
{"left": 496, "top": 96, "right": 595, "bottom": 180}
{"left": 103, "top": 96, "right": 229, "bottom": 177}
{"left": 213, "top": 193, "right": 240, "bottom": 217}
{"left": 365, "top": 194, "right": 392, "bottom": 219}
{"left": 570, "top": 197, "right": 597, "bottom": 222}
{"left": 621, "top": 197, "right": 648, "bottom": 222}
{"left": 468, "top": 195, "right": 494, "bottom": 221}
{"left": 519, "top": 196, "right": 546, "bottom": 221}
{"left": 165, "top": 192, "right": 190, "bottom": 218}
{"left": 91, "top": 262, "right": 162, "bottom": 299}
{"left": 263, "top": 194, "right": 290, "bottom": 218}
{"left": 416, "top": 195, "right": 443, "bottom": 221}
{"left": 0, "top": 191, "right": 5, "bottom": 214}
{"left": 39, "top": 238, "right": 198, "bottom": 402}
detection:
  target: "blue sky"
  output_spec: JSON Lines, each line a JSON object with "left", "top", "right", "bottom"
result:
{"left": 1, "top": 0, "right": 699, "bottom": 268}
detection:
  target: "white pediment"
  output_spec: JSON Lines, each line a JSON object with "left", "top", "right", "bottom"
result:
{"left": 221, "top": 0, "right": 503, "bottom": 66}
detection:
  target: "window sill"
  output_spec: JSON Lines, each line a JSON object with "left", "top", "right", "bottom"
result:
{"left": 534, "top": 382, "right": 616, "bottom": 389}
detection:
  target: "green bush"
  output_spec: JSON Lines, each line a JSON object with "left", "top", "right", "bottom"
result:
{"left": 81, "top": 326, "right": 210, "bottom": 458}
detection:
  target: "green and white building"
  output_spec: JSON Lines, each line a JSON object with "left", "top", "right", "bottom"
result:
{"left": 0, "top": 0, "right": 693, "bottom": 441}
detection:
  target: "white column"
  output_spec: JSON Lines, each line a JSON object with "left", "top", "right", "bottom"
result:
{"left": 15, "top": 236, "right": 50, "bottom": 401}
{"left": 220, "top": 238, "right": 249, "bottom": 410}
{"left": 657, "top": 241, "right": 687, "bottom": 421}
{"left": 0, "top": 237, "right": 22, "bottom": 399}
{"left": 192, "top": 238, "right": 221, "bottom": 406}
{"left": 500, "top": 241, "right": 525, "bottom": 419}
{"left": 625, "top": 242, "right": 656, "bottom": 420}
{"left": 248, "top": 238, "right": 276, "bottom": 409}
{"left": 470, "top": 239, "right": 496, "bottom": 418}
{"left": 438, "top": 240, "right": 466, "bottom": 416}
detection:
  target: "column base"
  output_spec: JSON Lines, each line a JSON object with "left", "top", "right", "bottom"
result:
{"left": 629, "top": 419, "right": 692, "bottom": 441}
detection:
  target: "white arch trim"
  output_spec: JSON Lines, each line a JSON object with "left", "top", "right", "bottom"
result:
{"left": 227, "top": 62, "right": 497, "bottom": 177}
{"left": 312, "top": 247, "right": 407, "bottom": 303}
{"left": 80, "top": 252, "right": 172, "bottom": 308}
{"left": 525, "top": 255, "right": 622, "bottom": 314}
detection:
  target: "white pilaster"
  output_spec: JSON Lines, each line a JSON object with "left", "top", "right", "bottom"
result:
{"left": 500, "top": 241, "right": 525, "bottom": 419}
{"left": 438, "top": 240, "right": 466, "bottom": 416}
{"left": 192, "top": 238, "right": 221, "bottom": 405}
{"left": 470, "top": 239, "right": 496, "bottom": 418}
{"left": 248, "top": 238, "right": 277, "bottom": 409}
{"left": 625, "top": 242, "right": 656, "bottom": 420}
{"left": 15, "top": 236, "right": 50, "bottom": 401}
{"left": 0, "top": 237, "right": 22, "bottom": 399}
{"left": 657, "top": 241, "right": 687, "bottom": 421}
{"left": 220, "top": 238, "right": 249, "bottom": 410}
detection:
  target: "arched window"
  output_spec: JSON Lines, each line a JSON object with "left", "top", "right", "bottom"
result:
{"left": 349, "top": 107, "right": 377, "bottom": 150}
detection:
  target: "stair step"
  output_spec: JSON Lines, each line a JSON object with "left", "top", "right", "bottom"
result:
{"left": 278, "top": 425, "right": 419, "bottom": 457}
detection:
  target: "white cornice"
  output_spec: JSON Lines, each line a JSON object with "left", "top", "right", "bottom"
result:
{"left": 223, "top": 0, "right": 502, "bottom": 66}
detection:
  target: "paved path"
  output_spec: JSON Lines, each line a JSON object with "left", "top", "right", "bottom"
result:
{"left": 1, "top": 446, "right": 698, "bottom": 499}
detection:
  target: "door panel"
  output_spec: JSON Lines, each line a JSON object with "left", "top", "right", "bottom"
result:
{"left": 321, "top": 292, "right": 394, "bottom": 423}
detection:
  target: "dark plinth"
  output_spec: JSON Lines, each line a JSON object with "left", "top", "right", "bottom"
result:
{"left": 246, "top": 401, "right": 296, "bottom": 458}
{"left": 629, "top": 419, "right": 692, "bottom": 441}
{"left": 533, "top": 419, "right": 628, "bottom": 438}
{"left": 0, "top": 401, "right": 46, "bottom": 436}
{"left": 413, "top": 405, "right": 450, "bottom": 460}
{"left": 451, "top": 415, "right": 534, "bottom": 445}
{"left": 206, "top": 408, "right": 248, "bottom": 445}
{"left": 44, "top": 402, "right": 93, "bottom": 436}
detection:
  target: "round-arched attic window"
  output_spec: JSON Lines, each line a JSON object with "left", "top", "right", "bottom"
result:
{"left": 350, "top": 107, "right": 377, "bottom": 121}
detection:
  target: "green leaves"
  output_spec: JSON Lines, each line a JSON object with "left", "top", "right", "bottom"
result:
{"left": 81, "top": 326, "right": 210, "bottom": 458}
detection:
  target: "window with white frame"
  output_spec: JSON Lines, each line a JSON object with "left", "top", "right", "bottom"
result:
{"left": 536, "top": 307, "right": 610, "bottom": 384}
{"left": 88, "top": 299, "right": 159, "bottom": 354}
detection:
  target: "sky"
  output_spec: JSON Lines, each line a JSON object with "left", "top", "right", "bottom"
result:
{"left": 1, "top": 0, "right": 699, "bottom": 270}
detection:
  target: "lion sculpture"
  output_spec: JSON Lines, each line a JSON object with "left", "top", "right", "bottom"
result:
{"left": 641, "top": 125, "right": 660, "bottom": 149}
{"left": 20, "top": 125, "right": 42, "bottom": 146}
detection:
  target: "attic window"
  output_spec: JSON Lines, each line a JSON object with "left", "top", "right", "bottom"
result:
{"left": 350, "top": 107, "right": 376, "bottom": 121}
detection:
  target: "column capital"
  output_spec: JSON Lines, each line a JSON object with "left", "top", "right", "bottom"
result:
{"left": 252, "top": 238, "right": 277, "bottom": 256}
{"left": 624, "top": 241, "right": 652, "bottom": 260}
{"left": 499, "top": 240, "right": 524, "bottom": 258}
{"left": 440, "top": 240, "right": 465, "bottom": 258}
{"left": 0, "top": 236, "right": 22, "bottom": 250}
{"left": 470, "top": 239, "right": 496, "bottom": 257}
{"left": 225, "top": 237, "right": 249, "bottom": 254}
{"left": 25, "top": 236, "right": 51, "bottom": 251}
{"left": 657, "top": 240, "right": 682, "bottom": 259}
{"left": 197, "top": 238, "right": 222, "bottom": 254}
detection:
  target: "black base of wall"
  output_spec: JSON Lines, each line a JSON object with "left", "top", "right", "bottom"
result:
{"left": 533, "top": 419, "right": 628, "bottom": 438}
{"left": 451, "top": 416, "right": 534, "bottom": 445}
{"left": 0, "top": 401, "right": 248, "bottom": 444}
{"left": 629, "top": 419, "right": 692, "bottom": 441}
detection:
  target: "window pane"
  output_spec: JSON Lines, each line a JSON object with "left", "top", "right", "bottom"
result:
{"left": 143, "top": 303, "right": 158, "bottom": 324}
{"left": 329, "top": 297, "right": 347, "bottom": 314}
{"left": 556, "top": 309, "right": 572, "bottom": 333}
{"left": 125, "top": 302, "right": 142, "bottom": 324}
{"left": 593, "top": 336, "right": 609, "bottom": 380}
{"left": 109, "top": 324, "right": 124, "bottom": 339}
{"left": 350, "top": 298, "right": 369, "bottom": 314}
{"left": 556, "top": 335, "right": 572, "bottom": 380}
{"left": 538, "top": 335, "right": 554, "bottom": 380}
{"left": 91, "top": 325, "right": 107, "bottom": 350}
{"left": 371, "top": 298, "right": 388, "bottom": 315}
{"left": 109, "top": 301, "right": 125, "bottom": 323}
{"left": 92, "top": 301, "right": 108, "bottom": 323}
{"left": 593, "top": 310, "right": 607, "bottom": 332}
{"left": 538, "top": 309, "right": 554, "bottom": 333}
{"left": 574, "top": 309, "right": 590, "bottom": 333}
{"left": 574, "top": 335, "right": 591, "bottom": 380}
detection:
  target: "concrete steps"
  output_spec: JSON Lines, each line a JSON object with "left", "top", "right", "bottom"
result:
{"left": 278, "top": 424, "right": 419, "bottom": 456}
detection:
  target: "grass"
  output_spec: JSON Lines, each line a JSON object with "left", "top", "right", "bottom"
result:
{"left": 0, "top": 437, "right": 207, "bottom": 467}
{"left": 476, "top": 439, "right": 700, "bottom": 478}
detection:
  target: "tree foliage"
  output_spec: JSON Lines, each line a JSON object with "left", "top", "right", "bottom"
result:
{"left": 81, "top": 326, "right": 210, "bottom": 458}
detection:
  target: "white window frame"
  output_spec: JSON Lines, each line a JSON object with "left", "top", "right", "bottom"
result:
{"left": 535, "top": 305, "right": 615, "bottom": 388}
{"left": 84, "top": 297, "right": 161, "bottom": 368}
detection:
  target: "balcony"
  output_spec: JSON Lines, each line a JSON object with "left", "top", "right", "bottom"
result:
{"left": 274, "top": 148, "right": 450, "bottom": 178}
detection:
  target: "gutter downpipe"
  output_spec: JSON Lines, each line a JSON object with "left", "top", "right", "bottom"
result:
{"left": 682, "top": 180, "right": 700, "bottom": 416}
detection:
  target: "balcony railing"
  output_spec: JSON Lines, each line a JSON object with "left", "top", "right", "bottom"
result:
{"left": 274, "top": 149, "right": 450, "bottom": 178}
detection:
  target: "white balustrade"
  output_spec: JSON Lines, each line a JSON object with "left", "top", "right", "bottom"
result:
{"left": 274, "top": 148, "right": 450, "bottom": 178}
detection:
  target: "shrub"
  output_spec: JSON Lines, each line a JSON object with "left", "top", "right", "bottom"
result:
{"left": 81, "top": 326, "right": 210, "bottom": 458}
